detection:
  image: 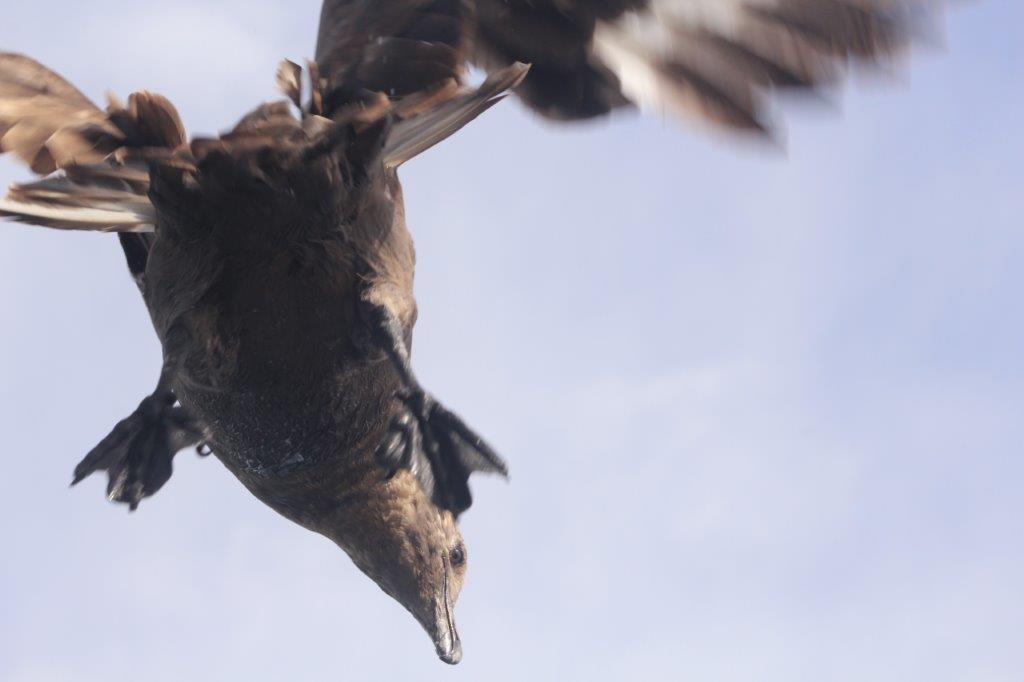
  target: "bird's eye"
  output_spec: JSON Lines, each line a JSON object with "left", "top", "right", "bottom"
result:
{"left": 449, "top": 545, "right": 466, "bottom": 567}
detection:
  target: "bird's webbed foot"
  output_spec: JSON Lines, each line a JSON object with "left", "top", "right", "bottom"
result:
{"left": 71, "top": 387, "right": 205, "bottom": 509}
{"left": 360, "top": 300, "right": 508, "bottom": 516}
{"left": 376, "top": 386, "right": 508, "bottom": 514}
{"left": 72, "top": 366, "right": 208, "bottom": 510}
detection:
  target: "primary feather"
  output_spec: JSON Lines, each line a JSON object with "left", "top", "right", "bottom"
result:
{"left": 591, "top": 0, "right": 935, "bottom": 133}
{"left": 312, "top": 0, "right": 943, "bottom": 135}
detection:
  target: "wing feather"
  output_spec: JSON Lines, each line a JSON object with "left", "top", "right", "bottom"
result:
{"left": 592, "top": 0, "right": 942, "bottom": 134}
{"left": 468, "top": 0, "right": 944, "bottom": 136}
{"left": 314, "top": 0, "right": 471, "bottom": 115}
{"left": 0, "top": 54, "right": 186, "bottom": 233}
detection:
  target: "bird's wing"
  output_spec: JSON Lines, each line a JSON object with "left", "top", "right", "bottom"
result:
{"left": 472, "top": 0, "right": 944, "bottom": 134}
{"left": 315, "top": 0, "right": 472, "bottom": 112}
{"left": 313, "top": 1, "right": 944, "bottom": 138}
{"left": 0, "top": 171, "right": 156, "bottom": 233}
{"left": 0, "top": 53, "right": 187, "bottom": 233}
{"left": 313, "top": 0, "right": 527, "bottom": 167}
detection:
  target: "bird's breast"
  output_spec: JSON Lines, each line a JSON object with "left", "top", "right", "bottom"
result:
{"left": 168, "top": 243, "right": 397, "bottom": 480}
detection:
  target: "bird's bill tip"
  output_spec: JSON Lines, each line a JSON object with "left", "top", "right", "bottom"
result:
{"left": 435, "top": 630, "right": 463, "bottom": 665}
{"left": 430, "top": 589, "right": 462, "bottom": 665}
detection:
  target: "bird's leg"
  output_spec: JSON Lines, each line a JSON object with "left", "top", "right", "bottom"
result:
{"left": 359, "top": 300, "right": 508, "bottom": 514}
{"left": 72, "top": 325, "right": 209, "bottom": 510}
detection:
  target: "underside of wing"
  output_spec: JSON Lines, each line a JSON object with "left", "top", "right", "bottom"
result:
{"left": 473, "top": 0, "right": 945, "bottom": 136}
{"left": 315, "top": 0, "right": 473, "bottom": 116}
{"left": 311, "top": 0, "right": 526, "bottom": 167}
{"left": 0, "top": 163, "right": 155, "bottom": 233}
{"left": 0, "top": 53, "right": 188, "bottom": 233}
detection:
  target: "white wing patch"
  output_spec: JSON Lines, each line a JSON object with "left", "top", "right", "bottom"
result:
{"left": 0, "top": 198, "right": 155, "bottom": 232}
{"left": 593, "top": 0, "right": 940, "bottom": 135}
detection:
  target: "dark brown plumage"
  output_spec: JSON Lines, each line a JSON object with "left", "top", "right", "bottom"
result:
{"left": 0, "top": 0, "right": 946, "bottom": 664}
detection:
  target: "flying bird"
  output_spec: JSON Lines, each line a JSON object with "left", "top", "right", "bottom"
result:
{"left": 0, "top": 0, "right": 947, "bottom": 665}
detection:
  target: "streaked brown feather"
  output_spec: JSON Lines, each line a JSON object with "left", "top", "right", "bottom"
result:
{"left": 0, "top": 52, "right": 94, "bottom": 108}
{"left": 0, "top": 54, "right": 189, "bottom": 232}
{"left": 583, "top": 0, "right": 944, "bottom": 136}
{"left": 0, "top": 53, "right": 187, "bottom": 176}
{"left": 656, "top": 59, "right": 767, "bottom": 132}
{"left": 0, "top": 166, "right": 155, "bottom": 233}
{"left": 695, "top": 32, "right": 816, "bottom": 89}
{"left": 462, "top": 0, "right": 943, "bottom": 134}
{"left": 123, "top": 91, "right": 188, "bottom": 149}
{"left": 276, "top": 59, "right": 304, "bottom": 109}
{"left": 382, "top": 62, "right": 529, "bottom": 168}
{"left": 747, "top": 0, "right": 905, "bottom": 58}
{"left": 315, "top": 0, "right": 471, "bottom": 115}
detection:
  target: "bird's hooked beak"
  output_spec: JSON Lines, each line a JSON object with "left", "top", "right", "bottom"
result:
{"left": 430, "top": 558, "right": 462, "bottom": 664}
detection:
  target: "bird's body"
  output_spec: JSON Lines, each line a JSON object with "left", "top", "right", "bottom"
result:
{"left": 0, "top": 0, "right": 950, "bottom": 664}
{"left": 57, "top": 93, "right": 486, "bottom": 661}
{"left": 155, "top": 167, "right": 405, "bottom": 527}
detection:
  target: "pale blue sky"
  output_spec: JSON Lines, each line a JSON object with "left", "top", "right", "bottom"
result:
{"left": 1, "top": 2, "right": 1021, "bottom": 681}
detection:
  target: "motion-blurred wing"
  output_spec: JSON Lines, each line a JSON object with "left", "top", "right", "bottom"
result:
{"left": 0, "top": 167, "right": 155, "bottom": 233}
{"left": 315, "top": 0, "right": 472, "bottom": 115}
{"left": 472, "top": 0, "right": 943, "bottom": 134}
{"left": 313, "top": 0, "right": 527, "bottom": 167}
{"left": 0, "top": 53, "right": 189, "bottom": 233}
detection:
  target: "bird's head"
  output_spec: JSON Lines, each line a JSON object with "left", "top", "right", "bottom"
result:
{"left": 321, "top": 469, "right": 469, "bottom": 665}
